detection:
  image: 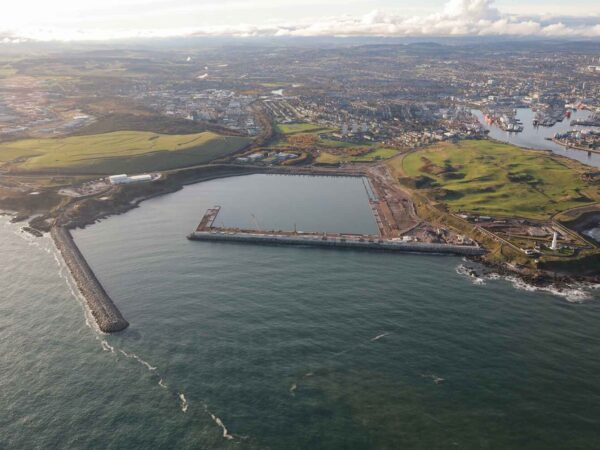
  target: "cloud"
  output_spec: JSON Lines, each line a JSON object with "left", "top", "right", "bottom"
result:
{"left": 2, "top": 0, "right": 600, "bottom": 42}
{"left": 255, "top": 0, "right": 600, "bottom": 38}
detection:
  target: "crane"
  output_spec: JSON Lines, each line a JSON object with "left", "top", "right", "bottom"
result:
{"left": 250, "top": 213, "right": 261, "bottom": 231}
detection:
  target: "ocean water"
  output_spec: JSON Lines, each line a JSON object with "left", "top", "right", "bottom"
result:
{"left": 2, "top": 174, "right": 600, "bottom": 449}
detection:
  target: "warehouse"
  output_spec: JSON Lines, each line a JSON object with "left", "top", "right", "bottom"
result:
{"left": 108, "top": 173, "right": 154, "bottom": 185}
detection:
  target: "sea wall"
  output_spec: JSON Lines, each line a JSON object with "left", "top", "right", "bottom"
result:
{"left": 188, "top": 231, "right": 486, "bottom": 256}
{"left": 51, "top": 226, "right": 129, "bottom": 333}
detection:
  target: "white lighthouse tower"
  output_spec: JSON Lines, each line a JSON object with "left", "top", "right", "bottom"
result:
{"left": 550, "top": 232, "right": 558, "bottom": 251}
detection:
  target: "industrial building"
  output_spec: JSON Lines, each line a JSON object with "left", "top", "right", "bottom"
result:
{"left": 108, "top": 173, "right": 154, "bottom": 185}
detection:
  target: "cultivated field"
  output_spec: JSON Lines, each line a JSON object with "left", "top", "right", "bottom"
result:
{"left": 0, "top": 131, "right": 250, "bottom": 174}
{"left": 399, "top": 140, "right": 600, "bottom": 220}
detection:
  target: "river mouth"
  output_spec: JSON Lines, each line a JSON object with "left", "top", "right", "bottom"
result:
{"left": 472, "top": 108, "right": 600, "bottom": 167}
{"left": 584, "top": 228, "right": 600, "bottom": 243}
{"left": 562, "top": 211, "right": 600, "bottom": 245}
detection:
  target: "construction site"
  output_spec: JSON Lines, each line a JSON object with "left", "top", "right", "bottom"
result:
{"left": 187, "top": 172, "right": 485, "bottom": 256}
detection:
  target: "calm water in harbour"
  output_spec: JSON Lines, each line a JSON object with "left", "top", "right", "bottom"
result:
{"left": 472, "top": 108, "right": 600, "bottom": 167}
{"left": 2, "top": 174, "right": 600, "bottom": 449}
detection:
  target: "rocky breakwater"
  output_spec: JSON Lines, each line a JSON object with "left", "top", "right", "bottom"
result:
{"left": 51, "top": 226, "right": 129, "bottom": 333}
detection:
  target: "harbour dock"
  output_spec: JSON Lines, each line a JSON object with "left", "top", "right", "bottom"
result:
{"left": 51, "top": 226, "right": 129, "bottom": 333}
{"left": 187, "top": 207, "right": 485, "bottom": 256}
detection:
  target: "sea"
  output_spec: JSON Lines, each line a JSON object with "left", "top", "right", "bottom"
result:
{"left": 1, "top": 174, "right": 600, "bottom": 449}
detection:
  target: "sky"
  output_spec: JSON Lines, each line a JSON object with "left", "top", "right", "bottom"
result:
{"left": 1, "top": 0, "right": 600, "bottom": 42}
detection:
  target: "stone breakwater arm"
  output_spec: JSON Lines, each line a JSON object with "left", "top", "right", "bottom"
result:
{"left": 51, "top": 226, "right": 129, "bottom": 333}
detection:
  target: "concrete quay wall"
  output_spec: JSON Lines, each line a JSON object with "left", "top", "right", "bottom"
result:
{"left": 51, "top": 226, "right": 129, "bottom": 333}
{"left": 188, "top": 231, "right": 486, "bottom": 256}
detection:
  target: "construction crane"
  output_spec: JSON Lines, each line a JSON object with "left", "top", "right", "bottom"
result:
{"left": 250, "top": 213, "right": 261, "bottom": 231}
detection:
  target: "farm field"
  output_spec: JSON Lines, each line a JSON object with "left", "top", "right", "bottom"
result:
{"left": 397, "top": 140, "right": 600, "bottom": 220}
{"left": 0, "top": 131, "right": 250, "bottom": 174}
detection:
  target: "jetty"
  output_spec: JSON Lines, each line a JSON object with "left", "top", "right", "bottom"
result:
{"left": 51, "top": 226, "right": 129, "bottom": 333}
{"left": 187, "top": 207, "right": 485, "bottom": 257}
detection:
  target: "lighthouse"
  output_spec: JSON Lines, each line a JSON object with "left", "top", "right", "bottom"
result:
{"left": 550, "top": 232, "right": 558, "bottom": 251}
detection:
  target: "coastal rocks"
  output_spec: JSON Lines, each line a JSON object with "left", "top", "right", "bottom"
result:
{"left": 28, "top": 215, "right": 53, "bottom": 232}
{"left": 22, "top": 226, "right": 43, "bottom": 237}
{"left": 10, "top": 213, "right": 30, "bottom": 223}
{"left": 51, "top": 226, "right": 129, "bottom": 333}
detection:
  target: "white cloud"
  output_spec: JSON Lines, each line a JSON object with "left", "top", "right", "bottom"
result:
{"left": 256, "top": 0, "right": 600, "bottom": 38}
{"left": 1, "top": 0, "right": 600, "bottom": 41}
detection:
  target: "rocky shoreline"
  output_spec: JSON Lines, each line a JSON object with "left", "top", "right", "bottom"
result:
{"left": 466, "top": 255, "right": 600, "bottom": 290}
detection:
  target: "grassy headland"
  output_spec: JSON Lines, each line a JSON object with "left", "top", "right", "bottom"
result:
{"left": 0, "top": 131, "right": 251, "bottom": 174}
{"left": 398, "top": 140, "right": 600, "bottom": 220}
{"left": 387, "top": 140, "right": 600, "bottom": 275}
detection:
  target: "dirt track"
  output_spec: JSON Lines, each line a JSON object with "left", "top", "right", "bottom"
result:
{"left": 366, "top": 164, "right": 420, "bottom": 237}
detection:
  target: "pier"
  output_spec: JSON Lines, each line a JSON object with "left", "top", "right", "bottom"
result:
{"left": 51, "top": 226, "right": 129, "bottom": 333}
{"left": 187, "top": 207, "right": 485, "bottom": 256}
{"left": 196, "top": 206, "right": 221, "bottom": 231}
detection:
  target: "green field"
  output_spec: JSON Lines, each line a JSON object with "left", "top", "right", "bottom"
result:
{"left": 0, "top": 131, "right": 250, "bottom": 174}
{"left": 399, "top": 140, "right": 600, "bottom": 220}
{"left": 317, "top": 148, "right": 398, "bottom": 164}
{"left": 275, "top": 123, "right": 332, "bottom": 135}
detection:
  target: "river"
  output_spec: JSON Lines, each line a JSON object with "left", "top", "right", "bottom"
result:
{"left": 472, "top": 108, "right": 600, "bottom": 167}
{"left": 1, "top": 174, "right": 600, "bottom": 449}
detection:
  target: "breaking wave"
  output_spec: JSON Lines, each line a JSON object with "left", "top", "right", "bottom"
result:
{"left": 208, "top": 411, "right": 234, "bottom": 440}
{"left": 421, "top": 374, "right": 445, "bottom": 385}
{"left": 503, "top": 276, "right": 597, "bottom": 303}
{"left": 118, "top": 349, "right": 157, "bottom": 371}
{"left": 371, "top": 332, "right": 391, "bottom": 342}
{"left": 101, "top": 340, "right": 115, "bottom": 353}
{"left": 103, "top": 340, "right": 238, "bottom": 439}
{"left": 455, "top": 264, "right": 486, "bottom": 285}
{"left": 179, "top": 393, "right": 189, "bottom": 413}
{"left": 455, "top": 262, "right": 598, "bottom": 303}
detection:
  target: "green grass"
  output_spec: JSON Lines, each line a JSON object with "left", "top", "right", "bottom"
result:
{"left": 72, "top": 113, "right": 215, "bottom": 136}
{"left": 276, "top": 123, "right": 332, "bottom": 135}
{"left": 316, "top": 148, "right": 398, "bottom": 164}
{"left": 0, "top": 131, "right": 250, "bottom": 174}
{"left": 400, "top": 140, "right": 600, "bottom": 220}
